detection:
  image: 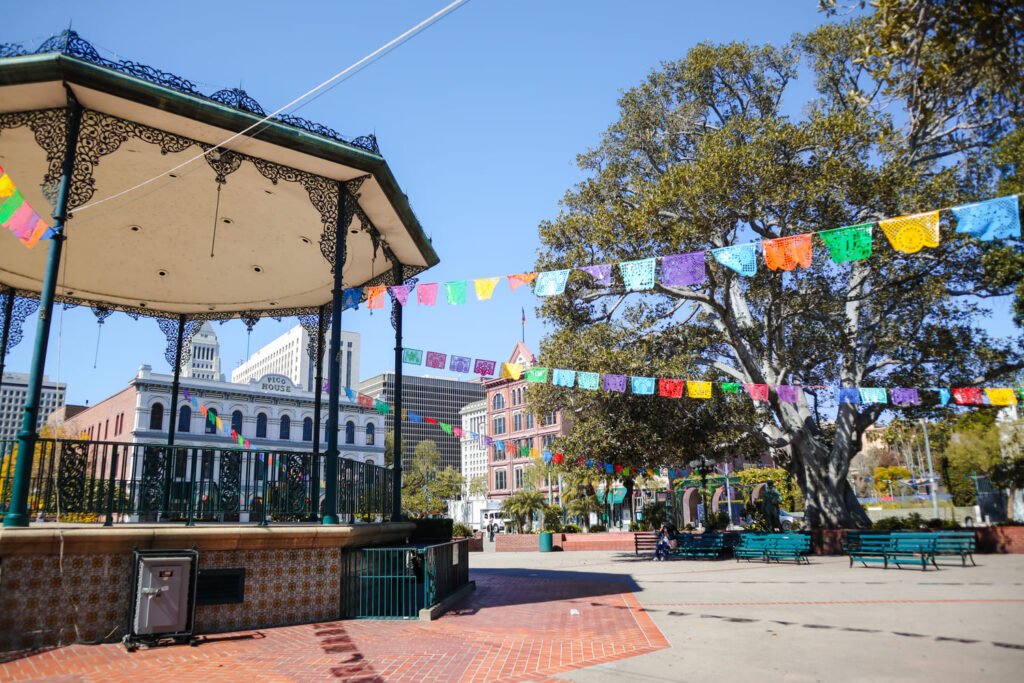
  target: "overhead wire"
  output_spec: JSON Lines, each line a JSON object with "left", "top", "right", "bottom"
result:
{"left": 71, "top": 0, "right": 471, "bottom": 214}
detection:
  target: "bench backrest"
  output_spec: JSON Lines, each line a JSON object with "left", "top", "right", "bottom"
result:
{"left": 896, "top": 531, "right": 975, "bottom": 552}
{"left": 738, "top": 533, "right": 772, "bottom": 549}
{"left": 854, "top": 536, "right": 892, "bottom": 553}
{"left": 890, "top": 536, "right": 936, "bottom": 553}
{"left": 766, "top": 534, "right": 810, "bottom": 551}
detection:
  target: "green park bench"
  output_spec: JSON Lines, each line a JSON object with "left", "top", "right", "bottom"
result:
{"left": 764, "top": 534, "right": 811, "bottom": 564}
{"left": 674, "top": 533, "right": 728, "bottom": 560}
{"left": 899, "top": 531, "right": 976, "bottom": 567}
{"left": 634, "top": 531, "right": 658, "bottom": 556}
{"left": 735, "top": 533, "right": 772, "bottom": 562}
{"left": 847, "top": 533, "right": 937, "bottom": 570}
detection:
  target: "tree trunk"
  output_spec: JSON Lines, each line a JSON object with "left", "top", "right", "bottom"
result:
{"left": 790, "top": 430, "right": 871, "bottom": 529}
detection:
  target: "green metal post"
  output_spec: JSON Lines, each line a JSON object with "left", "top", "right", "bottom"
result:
{"left": 0, "top": 287, "right": 15, "bottom": 383}
{"left": 322, "top": 184, "right": 349, "bottom": 525}
{"left": 5, "top": 97, "right": 82, "bottom": 528}
{"left": 391, "top": 261, "right": 404, "bottom": 522}
{"left": 166, "top": 315, "right": 185, "bottom": 448}
{"left": 307, "top": 304, "right": 326, "bottom": 521}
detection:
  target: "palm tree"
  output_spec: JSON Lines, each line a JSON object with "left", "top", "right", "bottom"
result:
{"left": 566, "top": 495, "right": 603, "bottom": 529}
{"left": 500, "top": 489, "right": 546, "bottom": 532}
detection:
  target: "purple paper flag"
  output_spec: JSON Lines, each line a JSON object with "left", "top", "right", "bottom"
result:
{"left": 890, "top": 388, "right": 921, "bottom": 406}
{"left": 660, "top": 252, "right": 706, "bottom": 287}
{"left": 603, "top": 373, "right": 627, "bottom": 393}
{"left": 425, "top": 351, "right": 447, "bottom": 369}
{"left": 776, "top": 385, "right": 800, "bottom": 403}
{"left": 474, "top": 359, "right": 497, "bottom": 376}
{"left": 389, "top": 285, "right": 414, "bottom": 306}
{"left": 580, "top": 264, "right": 613, "bottom": 287}
{"left": 449, "top": 355, "right": 471, "bottom": 373}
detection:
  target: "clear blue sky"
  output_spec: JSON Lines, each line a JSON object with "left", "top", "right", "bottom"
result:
{"left": 3, "top": 1, "right": 1012, "bottom": 405}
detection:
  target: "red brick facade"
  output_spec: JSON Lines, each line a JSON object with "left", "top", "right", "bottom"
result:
{"left": 56, "top": 385, "right": 137, "bottom": 442}
{"left": 484, "top": 342, "right": 568, "bottom": 503}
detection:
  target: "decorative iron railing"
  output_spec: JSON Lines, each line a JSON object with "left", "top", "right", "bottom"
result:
{"left": 0, "top": 439, "right": 392, "bottom": 525}
{"left": 340, "top": 539, "right": 470, "bottom": 619}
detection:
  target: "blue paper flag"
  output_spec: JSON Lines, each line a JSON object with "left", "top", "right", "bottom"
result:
{"left": 552, "top": 369, "right": 577, "bottom": 388}
{"left": 535, "top": 269, "right": 571, "bottom": 296}
{"left": 342, "top": 288, "right": 362, "bottom": 310}
{"left": 619, "top": 258, "right": 657, "bottom": 291}
{"left": 631, "top": 376, "right": 656, "bottom": 395}
{"left": 834, "top": 387, "right": 862, "bottom": 404}
{"left": 711, "top": 243, "right": 758, "bottom": 276}
{"left": 952, "top": 195, "right": 1021, "bottom": 241}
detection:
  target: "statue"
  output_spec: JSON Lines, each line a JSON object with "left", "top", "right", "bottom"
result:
{"left": 761, "top": 480, "right": 783, "bottom": 532}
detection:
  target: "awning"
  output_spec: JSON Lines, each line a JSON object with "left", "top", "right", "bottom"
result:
{"left": 596, "top": 488, "right": 627, "bottom": 505}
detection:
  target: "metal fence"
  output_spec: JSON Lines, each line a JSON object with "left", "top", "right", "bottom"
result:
{"left": 340, "top": 539, "right": 470, "bottom": 619}
{"left": 0, "top": 439, "right": 392, "bottom": 525}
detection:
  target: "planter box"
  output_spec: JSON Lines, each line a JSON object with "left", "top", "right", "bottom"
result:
{"left": 459, "top": 534, "right": 484, "bottom": 552}
{"left": 493, "top": 532, "right": 636, "bottom": 552}
{"left": 975, "top": 526, "right": 1024, "bottom": 553}
{"left": 494, "top": 533, "right": 552, "bottom": 552}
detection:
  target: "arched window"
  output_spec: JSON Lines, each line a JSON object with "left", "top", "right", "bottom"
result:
{"left": 365, "top": 423, "right": 375, "bottom": 446}
{"left": 345, "top": 421, "right": 355, "bottom": 445}
{"left": 492, "top": 394, "right": 505, "bottom": 410}
{"left": 302, "top": 417, "right": 313, "bottom": 442}
{"left": 231, "top": 410, "right": 243, "bottom": 436}
{"left": 178, "top": 405, "right": 191, "bottom": 432}
{"left": 205, "top": 408, "right": 218, "bottom": 435}
{"left": 149, "top": 403, "right": 164, "bottom": 431}
{"left": 256, "top": 413, "right": 268, "bottom": 438}
{"left": 279, "top": 415, "right": 291, "bottom": 440}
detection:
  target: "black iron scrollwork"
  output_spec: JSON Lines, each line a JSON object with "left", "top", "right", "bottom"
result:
{"left": 156, "top": 318, "right": 201, "bottom": 370}
{"left": 1, "top": 293, "right": 39, "bottom": 354}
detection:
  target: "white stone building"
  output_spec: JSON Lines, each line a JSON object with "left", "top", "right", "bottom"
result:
{"left": 183, "top": 321, "right": 224, "bottom": 381}
{"left": 231, "top": 324, "right": 360, "bottom": 393}
{"left": 451, "top": 399, "right": 496, "bottom": 530}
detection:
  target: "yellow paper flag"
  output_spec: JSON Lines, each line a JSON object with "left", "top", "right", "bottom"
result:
{"left": 879, "top": 211, "right": 940, "bottom": 254}
{"left": 686, "top": 380, "right": 712, "bottom": 399}
{"left": 984, "top": 388, "right": 1017, "bottom": 406}
{"left": 474, "top": 277, "right": 500, "bottom": 301}
{"left": 500, "top": 363, "right": 523, "bottom": 380}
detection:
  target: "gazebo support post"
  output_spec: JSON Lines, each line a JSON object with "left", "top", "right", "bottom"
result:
{"left": 160, "top": 314, "right": 186, "bottom": 521}
{"left": 322, "top": 185, "right": 349, "bottom": 525}
{"left": 4, "top": 96, "right": 83, "bottom": 528}
{"left": 0, "top": 286, "right": 15, "bottom": 383}
{"left": 307, "top": 303, "right": 326, "bottom": 521}
{"left": 391, "top": 262, "right": 404, "bottom": 522}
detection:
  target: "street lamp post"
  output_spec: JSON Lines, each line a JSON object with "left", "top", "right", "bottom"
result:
{"left": 688, "top": 456, "right": 716, "bottom": 527}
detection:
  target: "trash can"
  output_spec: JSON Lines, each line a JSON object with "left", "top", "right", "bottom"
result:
{"left": 539, "top": 531, "right": 553, "bottom": 552}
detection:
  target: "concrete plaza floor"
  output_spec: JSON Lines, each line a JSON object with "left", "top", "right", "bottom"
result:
{"left": 2, "top": 549, "right": 1022, "bottom": 682}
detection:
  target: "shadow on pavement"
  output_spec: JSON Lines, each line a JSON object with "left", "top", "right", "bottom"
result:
{"left": 312, "top": 624, "right": 386, "bottom": 681}
{"left": 450, "top": 567, "right": 642, "bottom": 617}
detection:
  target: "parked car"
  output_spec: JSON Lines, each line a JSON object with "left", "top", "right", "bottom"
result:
{"left": 780, "top": 509, "right": 804, "bottom": 530}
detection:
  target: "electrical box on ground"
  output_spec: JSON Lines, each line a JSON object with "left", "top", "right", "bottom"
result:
{"left": 125, "top": 549, "right": 198, "bottom": 650}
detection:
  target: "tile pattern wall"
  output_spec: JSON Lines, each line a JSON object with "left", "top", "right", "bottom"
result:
{"left": 0, "top": 547, "right": 341, "bottom": 652}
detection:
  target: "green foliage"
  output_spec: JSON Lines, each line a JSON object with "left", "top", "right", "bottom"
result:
{"left": 992, "top": 457, "right": 1024, "bottom": 492}
{"left": 542, "top": 504, "right": 565, "bottom": 533}
{"left": 588, "top": 523, "right": 608, "bottom": 533}
{"left": 452, "top": 522, "right": 474, "bottom": 538}
{"left": 500, "top": 489, "right": 546, "bottom": 532}
{"left": 468, "top": 474, "right": 489, "bottom": 498}
{"left": 872, "top": 512, "right": 961, "bottom": 531}
{"left": 563, "top": 524, "right": 582, "bottom": 534}
{"left": 703, "top": 510, "right": 731, "bottom": 532}
{"left": 566, "top": 494, "right": 603, "bottom": 529}
{"left": 530, "top": 8, "right": 1022, "bottom": 529}
{"left": 935, "top": 413, "right": 1017, "bottom": 505}
{"left": 401, "top": 440, "right": 463, "bottom": 518}
{"left": 872, "top": 466, "right": 913, "bottom": 497}
{"left": 641, "top": 501, "right": 669, "bottom": 530}
{"left": 733, "top": 467, "right": 804, "bottom": 511}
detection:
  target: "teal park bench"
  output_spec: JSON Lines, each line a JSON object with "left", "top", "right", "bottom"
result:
{"left": 899, "top": 531, "right": 976, "bottom": 567}
{"left": 674, "top": 533, "right": 728, "bottom": 560}
{"left": 735, "top": 533, "right": 810, "bottom": 563}
{"left": 847, "top": 533, "right": 937, "bottom": 570}
{"left": 634, "top": 531, "right": 658, "bottom": 557}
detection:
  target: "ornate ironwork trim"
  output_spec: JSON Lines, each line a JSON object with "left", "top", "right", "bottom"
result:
{"left": 0, "top": 292, "right": 39, "bottom": 354}
{"left": 0, "top": 108, "right": 68, "bottom": 209}
{"left": 0, "top": 31, "right": 380, "bottom": 154}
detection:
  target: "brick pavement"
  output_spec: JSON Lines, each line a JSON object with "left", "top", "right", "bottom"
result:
{"left": 0, "top": 568, "right": 668, "bottom": 682}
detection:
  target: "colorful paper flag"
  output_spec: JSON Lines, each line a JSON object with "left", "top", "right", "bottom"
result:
{"left": 439, "top": 422, "right": 453, "bottom": 435}
{"left": 819, "top": 224, "right": 873, "bottom": 263}
{"left": 474, "top": 359, "right": 497, "bottom": 376}
{"left": 660, "top": 252, "right": 706, "bottom": 287}
{"left": 712, "top": 243, "right": 758, "bottom": 276}
{"left": 890, "top": 388, "right": 921, "bottom": 406}
{"left": 426, "top": 351, "right": 447, "bottom": 369}
{"left": 879, "top": 211, "right": 940, "bottom": 254}
{"left": 721, "top": 382, "right": 742, "bottom": 394}
{"left": 535, "top": 269, "right": 571, "bottom": 296}
{"left": 577, "top": 371, "right": 600, "bottom": 390}
{"left": 603, "top": 374, "right": 627, "bottom": 393}
{"left": 417, "top": 282, "right": 439, "bottom": 306}
{"left": 389, "top": 284, "right": 414, "bottom": 306}
{"left": 985, "top": 388, "right": 1018, "bottom": 405}
{"left": 507, "top": 272, "right": 538, "bottom": 291}
{"left": 500, "top": 363, "right": 523, "bottom": 380}
{"left": 342, "top": 288, "right": 362, "bottom": 310}
{"left": 524, "top": 367, "right": 549, "bottom": 383}
{"left": 402, "top": 348, "right": 424, "bottom": 365}
{"left": 631, "top": 376, "right": 656, "bottom": 394}
{"left": 552, "top": 369, "right": 577, "bottom": 388}
{"left": 859, "top": 388, "right": 888, "bottom": 404}
{"left": 763, "top": 234, "right": 813, "bottom": 271}
{"left": 776, "top": 385, "right": 800, "bottom": 403}
{"left": 687, "top": 380, "right": 712, "bottom": 399}
{"left": 474, "top": 277, "right": 500, "bottom": 300}
{"left": 366, "top": 286, "right": 387, "bottom": 309}
{"left": 580, "top": 264, "right": 613, "bottom": 287}
{"left": 658, "top": 378, "right": 684, "bottom": 398}
{"left": 449, "top": 355, "right": 471, "bottom": 373}
{"left": 835, "top": 387, "right": 862, "bottom": 404}
{"left": 0, "top": 167, "right": 54, "bottom": 249}
{"left": 952, "top": 387, "right": 984, "bottom": 405}
{"left": 619, "top": 258, "right": 657, "bottom": 291}
{"left": 445, "top": 280, "right": 467, "bottom": 305}
{"left": 952, "top": 195, "right": 1021, "bottom": 241}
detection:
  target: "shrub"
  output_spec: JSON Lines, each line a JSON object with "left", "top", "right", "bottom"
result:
{"left": 704, "top": 510, "right": 731, "bottom": 532}
{"left": 589, "top": 523, "right": 607, "bottom": 532}
{"left": 563, "top": 524, "right": 581, "bottom": 533}
{"left": 542, "top": 504, "right": 564, "bottom": 533}
{"left": 641, "top": 502, "right": 668, "bottom": 530}
{"left": 628, "top": 522, "right": 641, "bottom": 532}
{"left": 452, "top": 522, "right": 473, "bottom": 538}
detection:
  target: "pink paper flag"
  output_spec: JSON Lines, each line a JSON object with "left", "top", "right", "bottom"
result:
{"left": 744, "top": 383, "right": 769, "bottom": 402}
{"left": 426, "top": 351, "right": 447, "bottom": 369}
{"left": 417, "top": 283, "right": 439, "bottom": 306}
{"left": 507, "top": 273, "right": 538, "bottom": 291}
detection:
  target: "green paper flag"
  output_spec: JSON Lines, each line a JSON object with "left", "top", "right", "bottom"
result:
{"left": 439, "top": 422, "right": 453, "bottom": 435}
{"left": 402, "top": 348, "right": 424, "bottom": 365}
{"left": 519, "top": 443, "right": 530, "bottom": 458}
{"left": 819, "top": 224, "right": 873, "bottom": 263}
{"left": 525, "top": 367, "right": 549, "bottom": 383}
{"left": 374, "top": 400, "right": 390, "bottom": 415}
{"left": 721, "top": 383, "right": 742, "bottom": 394}
{"left": 0, "top": 190, "right": 26, "bottom": 223}
{"left": 445, "top": 280, "right": 467, "bottom": 305}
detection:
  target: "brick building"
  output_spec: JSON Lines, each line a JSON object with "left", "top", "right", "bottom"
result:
{"left": 484, "top": 342, "right": 568, "bottom": 503}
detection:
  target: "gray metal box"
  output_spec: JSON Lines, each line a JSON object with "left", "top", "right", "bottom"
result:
{"left": 132, "top": 555, "right": 194, "bottom": 636}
